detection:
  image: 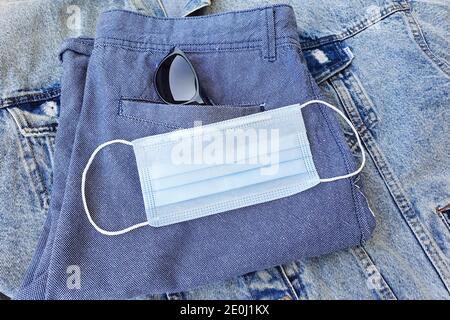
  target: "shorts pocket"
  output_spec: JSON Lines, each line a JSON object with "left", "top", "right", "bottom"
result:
{"left": 118, "top": 98, "right": 265, "bottom": 129}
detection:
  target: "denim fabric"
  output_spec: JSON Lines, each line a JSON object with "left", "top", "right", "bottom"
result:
{"left": 0, "top": 0, "right": 206, "bottom": 98}
{"left": 0, "top": 86, "right": 59, "bottom": 297}
{"left": 16, "top": 5, "right": 374, "bottom": 299}
{"left": 0, "top": 0, "right": 209, "bottom": 298}
{"left": 202, "top": 0, "right": 450, "bottom": 299}
{"left": 3, "top": 0, "right": 449, "bottom": 300}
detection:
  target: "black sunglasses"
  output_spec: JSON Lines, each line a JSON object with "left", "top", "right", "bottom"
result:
{"left": 154, "top": 47, "right": 212, "bottom": 105}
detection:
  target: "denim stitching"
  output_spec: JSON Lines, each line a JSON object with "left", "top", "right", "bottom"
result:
{"left": 437, "top": 210, "right": 450, "bottom": 232}
{"left": 95, "top": 42, "right": 262, "bottom": 54}
{"left": 330, "top": 76, "right": 370, "bottom": 136}
{"left": 353, "top": 175, "right": 376, "bottom": 219}
{"left": 300, "top": 2, "right": 410, "bottom": 50}
{"left": 330, "top": 72, "right": 450, "bottom": 291}
{"left": 404, "top": 10, "right": 450, "bottom": 76}
{"left": 102, "top": 4, "right": 293, "bottom": 21}
{"left": 6, "top": 107, "right": 58, "bottom": 138}
{"left": 94, "top": 37, "right": 299, "bottom": 53}
{"left": 319, "top": 100, "right": 365, "bottom": 244}
{"left": 119, "top": 98, "right": 265, "bottom": 129}
{"left": 266, "top": 7, "right": 276, "bottom": 62}
{"left": 350, "top": 246, "right": 397, "bottom": 300}
{"left": 324, "top": 68, "right": 379, "bottom": 132}
{"left": 343, "top": 70, "right": 379, "bottom": 130}
{"left": 264, "top": 8, "right": 269, "bottom": 59}
{"left": 95, "top": 35, "right": 300, "bottom": 47}
{"left": 97, "top": 36, "right": 262, "bottom": 46}
{"left": 118, "top": 99, "right": 181, "bottom": 130}
{"left": 262, "top": 7, "right": 276, "bottom": 61}
{"left": 302, "top": 66, "right": 366, "bottom": 244}
{"left": 21, "top": 126, "right": 57, "bottom": 137}
{"left": 0, "top": 87, "right": 60, "bottom": 108}
{"left": 120, "top": 97, "right": 265, "bottom": 109}
{"left": 326, "top": 76, "right": 374, "bottom": 243}
{"left": 92, "top": 43, "right": 300, "bottom": 62}
{"left": 8, "top": 113, "right": 51, "bottom": 211}
{"left": 64, "top": 39, "right": 95, "bottom": 46}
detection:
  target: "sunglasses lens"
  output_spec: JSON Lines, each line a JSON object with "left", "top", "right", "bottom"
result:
{"left": 155, "top": 54, "right": 198, "bottom": 104}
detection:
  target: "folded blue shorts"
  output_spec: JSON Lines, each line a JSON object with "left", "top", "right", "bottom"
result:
{"left": 18, "top": 5, "right": 375, "bottom": 299}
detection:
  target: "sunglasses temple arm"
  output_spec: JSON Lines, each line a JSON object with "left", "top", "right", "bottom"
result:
{"left": 197, "top": 90, "right": 215, "bottom": 105}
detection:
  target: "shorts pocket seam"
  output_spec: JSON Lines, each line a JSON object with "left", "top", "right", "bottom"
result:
{"left": 118, "top": 97, "right": 265, "bottom": 129}
{"left": 118, "top": 99, "right": 181, "bottom": 129}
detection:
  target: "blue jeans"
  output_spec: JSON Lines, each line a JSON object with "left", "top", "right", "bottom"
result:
{"left": 16, "top": 5, "right": 374, "bottom": 299}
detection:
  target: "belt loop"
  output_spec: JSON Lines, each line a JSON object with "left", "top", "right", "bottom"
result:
{"left": 262, "top": 7, "right": 277, "bottom": 62}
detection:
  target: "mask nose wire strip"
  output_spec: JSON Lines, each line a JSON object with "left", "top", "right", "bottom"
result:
{"left": 299, "top": 100, "right": 365, "bottom": 183}
{"left": 81, "top": 139, "right": 150, "bottom": 236}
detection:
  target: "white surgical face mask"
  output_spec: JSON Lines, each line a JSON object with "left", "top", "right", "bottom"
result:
{"left": 82, "top": 100, "right": 366, "bottom": 236}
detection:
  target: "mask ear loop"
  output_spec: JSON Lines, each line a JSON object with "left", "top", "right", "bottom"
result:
{"left": 298, "top": 100, "right": 366, "bottom": 183}
{"left": 81, "top": 139, "right": 150, "bottom": 236}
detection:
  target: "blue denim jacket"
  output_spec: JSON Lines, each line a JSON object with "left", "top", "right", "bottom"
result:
{"left": 203, "top": 0, "right": 450, "bottom": 299}
{"left": 1, "top": 0, "right": 449, "bottom": 299}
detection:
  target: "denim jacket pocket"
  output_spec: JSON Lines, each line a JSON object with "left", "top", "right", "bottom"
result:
{"left": 5, "top": 91, "right": 59, "bottom": 210}
{"left": 7, "top": 101, "right": 58, "bottom": 137}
